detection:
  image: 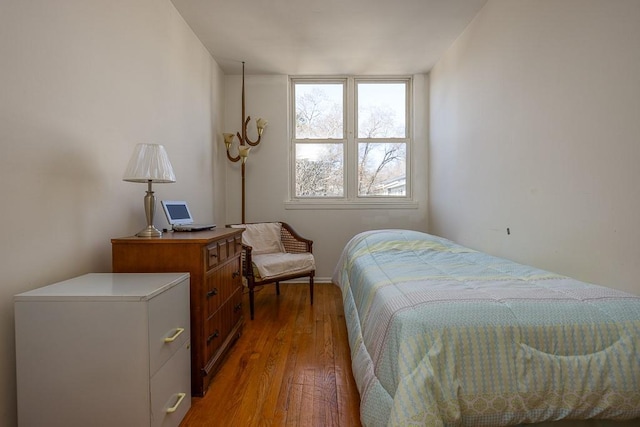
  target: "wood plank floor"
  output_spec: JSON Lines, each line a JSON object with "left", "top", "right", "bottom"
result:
{"left": 180, "top": 282, "right": 361, "bottom": 427}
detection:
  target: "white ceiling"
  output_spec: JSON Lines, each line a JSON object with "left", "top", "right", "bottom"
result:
{"left": 170, "top": 0, "right": 488, "bottom": 75}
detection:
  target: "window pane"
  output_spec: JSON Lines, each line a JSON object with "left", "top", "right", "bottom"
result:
{"left": 296, "top": 143, "right": 344, "bottom": 197}
{"left": 295, "top": 83, "right": 343, "bottom": 139}
{"left": 358, "top": 142, "right": 406, "bottom": 196}
{"left": 357, "top": 83, "right": 406, "bottom": 138}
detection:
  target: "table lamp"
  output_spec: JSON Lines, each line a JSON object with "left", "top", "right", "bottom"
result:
{"left": 123, "top": 143, "right": 176, "bottom": 237}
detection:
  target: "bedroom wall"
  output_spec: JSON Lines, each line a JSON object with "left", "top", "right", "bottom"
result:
{"left": 429, "top": 0, "right": 640, "bottom": 294}
{"left": 0, "top": 0, "right": 225, "bottom": 423}
{"left": 223, "top": 74, "right": 430, "bottom": 280}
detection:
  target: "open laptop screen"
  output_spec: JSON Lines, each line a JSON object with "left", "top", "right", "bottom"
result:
{"left": 161, "top": 200, "right": 194, "bottom": 225}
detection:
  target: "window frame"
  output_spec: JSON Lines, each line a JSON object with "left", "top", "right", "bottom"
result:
{"left": 287, "top": 76, "right": 415, "bottom": 209}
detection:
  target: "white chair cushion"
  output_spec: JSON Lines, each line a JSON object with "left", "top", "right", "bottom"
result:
{"left": 251, "top": 252, "right": 315, "bottom": 281}
{"left": 231, "top": 222, "right": 285, "bottom": 255}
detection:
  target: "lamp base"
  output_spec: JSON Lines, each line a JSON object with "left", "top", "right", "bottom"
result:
{"left": 135, "top": 225, "right": 163, "bottom": 238}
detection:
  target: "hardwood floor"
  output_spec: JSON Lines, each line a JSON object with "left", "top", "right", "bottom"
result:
{"left": 180, "top": 282, "right": 361, "bottom": 427}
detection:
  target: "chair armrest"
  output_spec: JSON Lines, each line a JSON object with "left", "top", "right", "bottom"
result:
{"left": 280, "top": 222, "right": 313, "bottom": 254}
{"left": 241, "top": 243, "right": 255, "bottom": 279}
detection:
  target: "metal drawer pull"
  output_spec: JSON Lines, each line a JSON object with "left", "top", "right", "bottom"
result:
{"left": 206, "top": 288, "right": 218, "bottom": 298}
{"left": 207, "top": 330, "right": 220, "bottom": 344}
{"left": 166, "top": 392, "right": 186, "bottom": 413}
{"left": 164, "top": 328, "right": 185, "bottom": 343}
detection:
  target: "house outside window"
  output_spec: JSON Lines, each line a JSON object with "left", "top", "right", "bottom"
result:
{"left": 290, "top": 77, "right": 412, "bottom": 205}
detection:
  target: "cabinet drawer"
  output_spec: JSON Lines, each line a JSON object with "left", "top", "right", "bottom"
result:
{"left": 233, "top": 236, "right": 242, "bottom": 255}
{"left": 206, "top": 243, "right": 219, "bottom": 270}
{"left": 148, "top": 277, "right": 190, "bottom": 376}
{"left": 218, "top": 239, "right": 229, "bottom": 262}
{"left": 203, "top": 289, "right": 243, "bottom": 367}
{"left": 204, "top": 258, "right": 242, "bottom": 318}
{"left": 150, "top": 339, "right": 191, "bottom": 427}
{"left": 205, "top": 268, "right": 222, "bottom": 316}
{"left": 229, "top": 287, "right": 243, "bottom": 327}
{"left": 229, "top": 255, "right": 242, "bottom": 292}
{"left": 224, "top": 236, "right": 242, "bottom": 258}
{"left": 215, "top": 237, "right": 241, "bottom": 264}
{"left": 205, "top": 235, "right": 241, "bottom": 271}
{"left": 204, "top": 311, "right": 224, "bottom": 362}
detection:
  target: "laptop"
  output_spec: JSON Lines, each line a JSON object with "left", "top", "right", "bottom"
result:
{"left": 161, "top": 200, "right": 216, "bottom": 232}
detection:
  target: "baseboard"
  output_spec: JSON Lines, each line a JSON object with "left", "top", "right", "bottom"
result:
{"left": 282, "top": 276, "right": 333, "bottom": 284}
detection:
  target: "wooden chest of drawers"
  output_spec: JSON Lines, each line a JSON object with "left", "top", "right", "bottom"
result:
{"left": 112, "top": 228, "right": 244, "bottom": 396}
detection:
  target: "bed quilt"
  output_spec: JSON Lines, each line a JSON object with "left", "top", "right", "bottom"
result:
{"left": 332, "top": 230, "right": 640, "bottom": 426}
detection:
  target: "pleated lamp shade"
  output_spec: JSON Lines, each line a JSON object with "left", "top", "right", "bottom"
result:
{"left": 123, "top": 143, "right": 176, "bottom": 183}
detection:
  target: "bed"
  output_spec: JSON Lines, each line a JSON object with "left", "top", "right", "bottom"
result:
{"left": 332, "top": 229, "right": 640, "bottom": 426}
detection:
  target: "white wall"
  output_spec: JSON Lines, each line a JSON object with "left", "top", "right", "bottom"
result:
{"left": 223, "top": 74, "right": 430, "bottom": 280}
{"left": 430, "top": 0, "right": 640, "bottom": 294}
{"left": 0, "top": 0, "right": 224, "bottom": 423}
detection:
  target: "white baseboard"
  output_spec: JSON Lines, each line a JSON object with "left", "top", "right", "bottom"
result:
{"left": 282, "top": 276, "right": 333, "bottom": 284}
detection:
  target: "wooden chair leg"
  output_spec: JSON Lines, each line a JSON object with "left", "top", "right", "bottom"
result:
{"left": 309, "top": 276, "right": 314, "bottom": 305}
{"left": 275, "top": 281, "right": 280, "bottom": 295}
{"left": 249, "top": 285, "right": 255, "bottom": 320}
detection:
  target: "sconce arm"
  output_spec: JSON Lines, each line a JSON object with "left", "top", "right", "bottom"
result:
{"left": 226, "top": 135, "right": 241, "bottom": 162}
{"left": 244, "top": 116, "right": 262, "bottom": 146}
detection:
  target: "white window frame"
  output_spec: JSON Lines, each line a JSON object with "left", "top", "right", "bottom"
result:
{"left": 286, "top": 76, "right": 416, "bottom": 210}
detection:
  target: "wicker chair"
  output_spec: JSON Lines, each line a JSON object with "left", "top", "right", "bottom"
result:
{"left": 227, "top": 222, "right": 315, "bottom": 320}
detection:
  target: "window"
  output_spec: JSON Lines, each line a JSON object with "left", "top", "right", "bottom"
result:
{"left": 291, "top": 77, "right": 411, "bottom": 204}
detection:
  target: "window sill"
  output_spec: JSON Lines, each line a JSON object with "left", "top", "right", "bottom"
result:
{"left": 284, "top": 199, "right": 419, "bottom": 210}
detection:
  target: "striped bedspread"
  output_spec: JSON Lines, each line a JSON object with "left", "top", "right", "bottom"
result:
{"left": 332, "top": 230, "right": 640, "bottom": 426}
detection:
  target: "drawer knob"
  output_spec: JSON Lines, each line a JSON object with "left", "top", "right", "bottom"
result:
{"left": 164, "top": 327, "right": 185, "bottom": 343}
{"left": 207, "top": 330, "right": 220, "bottom": 344}
{"left": 166, "top": 392, "right": 187, "bottom": 414}
{"left": 206, "top": 288, "right": 219, "bottom": 298}
{"left": 234, "top": 303, "right": 242, "bottom": 312}
{"left": 232, "top": 271, "right": 240, "bottom": 279}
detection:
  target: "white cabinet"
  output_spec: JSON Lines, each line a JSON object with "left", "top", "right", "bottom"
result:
{"left": 14, "top": 273, "right": 191, "bottom": 427}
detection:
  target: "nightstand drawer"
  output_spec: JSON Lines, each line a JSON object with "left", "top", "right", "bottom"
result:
{"left": 150, "top": 339, "right": 191, "bottom": 427}
{"left": 148, "top": 277, "right": 190, "bottom": 376}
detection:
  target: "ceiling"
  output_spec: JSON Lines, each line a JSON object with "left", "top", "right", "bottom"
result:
{"left": 170, "top": 0, "right": 488, "bottom": 75}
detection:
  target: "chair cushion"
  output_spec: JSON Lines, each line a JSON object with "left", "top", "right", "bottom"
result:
{"left": 231, "top": 222, "right": 284, "bottom": 255}
{"left": 252, "top": 252, "right": 315, "bottom": 281}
